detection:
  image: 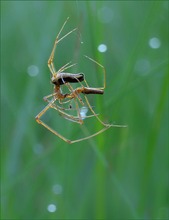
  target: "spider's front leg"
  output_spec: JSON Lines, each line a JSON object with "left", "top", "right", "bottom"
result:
{"left": 48, "top": 17, "right": 77, "bottom": 75}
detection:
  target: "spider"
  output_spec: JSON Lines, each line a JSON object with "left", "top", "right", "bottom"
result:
{"left": 35, "top": 17, "right": 126, "bottom": 144}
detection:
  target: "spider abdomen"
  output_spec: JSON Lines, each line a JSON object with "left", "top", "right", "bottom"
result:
{"left": 52, "top": 73, "right": 84, "bottom": 85}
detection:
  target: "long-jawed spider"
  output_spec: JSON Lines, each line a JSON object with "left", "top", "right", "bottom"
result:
{"left": 35, "top": 17, "right": 126, "bottom": 144}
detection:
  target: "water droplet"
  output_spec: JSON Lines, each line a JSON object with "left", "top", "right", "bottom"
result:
{"left": 80, "top": 107, "right": 88, "bottom": 120}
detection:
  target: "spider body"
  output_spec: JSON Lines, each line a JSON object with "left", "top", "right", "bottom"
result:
{"left": 52, "top": 72, "right": 84, "bottom": 86}
{"left": 35, "top": 17, "right": 126, "bottom": 143}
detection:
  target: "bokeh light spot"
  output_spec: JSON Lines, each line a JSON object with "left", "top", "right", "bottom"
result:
{"left": 98, "top": 7, "right": 113, "bottom": 23}
{"left": 97, "top": 44, "right": 107, "bottom": 53}
{"left": 27, "top": 65, "right": 39, "bottom": 77}
{"left": 135, "top": 59, "right": 151, "bottom": 75}
{"left": 47, "top": 204, "right": 57, "bottom": 213}
{"left": 33, "top": 144, "right": 44, "bottom": 155}
{"left": 52, "top": 184, "right": 63, "bottom": 195}
{"left": 149, "top": 37, "right": 161, "bottom": 49}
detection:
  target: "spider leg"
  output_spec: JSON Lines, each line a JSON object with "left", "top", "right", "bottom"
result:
{"left": 43, "top": 93, "right": 57, "bottom": 102}
{"left": 84, "top": 95, "right": 127, "bottom": 128}
{"left": 42, "top": 87, "right": 84, "bottom": 124}
{"left": 48, "top": 17, "right": 77, "bottom": 75}
{"left": 58, "top": 62, "right": 77, "bottom": 73}
{"left": 35, "top": 99, "right": 111, "bottom": 144}
{"left": 83, "top": 95, "right": 109, "bottom": 127}
{"left": 35, "top": 97, "right": 110, "bottom": 144}
{"left": 66, "top": 83, "right": 85, "bottom": 105}
{"left": 43, "top": 93, "right": 75, "bottom": 115}
{"left": 35, "top": 99, "right": 72, "bottom": 143}
{"left": 84, "top": 55, "right": 106, "bottom": 89}
{"left": 50, "top": 102, "right": 83, "bottom": 124}
{"left": 70, "top": 126, "right": 111, "bottom": 144}
{"left": 63, "top": 84, "right": 84, "bottom": 122}
{"left": 41, "top": 91, "right": 76, "bottom": 119}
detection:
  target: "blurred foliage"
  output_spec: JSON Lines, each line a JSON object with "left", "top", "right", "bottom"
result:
{"left": 1, "top": 1, "right": 169, "bottom": 219}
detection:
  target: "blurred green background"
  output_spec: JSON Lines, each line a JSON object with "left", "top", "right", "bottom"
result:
{"left": 1, "top": 1, "right": 168, "bottom": 219}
